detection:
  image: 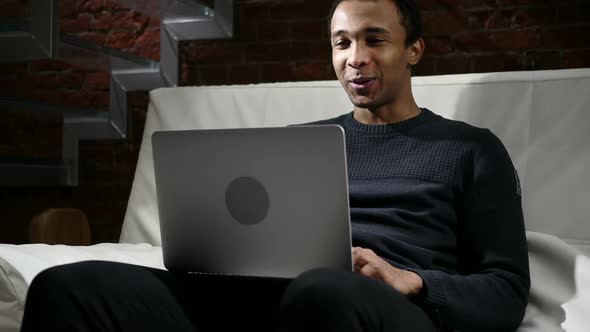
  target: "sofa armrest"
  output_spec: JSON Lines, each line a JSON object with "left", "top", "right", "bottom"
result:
{"left": 519, "top": 231, "right": 590, "bottom": 331}
{"left": 0, "top": 243, "right": 164, "bottom": 332}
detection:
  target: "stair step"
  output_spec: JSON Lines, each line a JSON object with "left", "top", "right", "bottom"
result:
{"left": 0, "top": 158, "right": 71, "bottom": 186}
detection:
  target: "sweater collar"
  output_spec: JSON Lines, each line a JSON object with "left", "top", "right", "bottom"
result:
{"left": 342, "top": 108, "right": 435, "bottom": 134}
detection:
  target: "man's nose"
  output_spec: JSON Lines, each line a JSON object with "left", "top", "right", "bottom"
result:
{"left": 347, "top": 44, "right": 371, "bottom": 68}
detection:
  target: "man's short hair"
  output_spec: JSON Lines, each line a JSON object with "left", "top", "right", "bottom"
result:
{"left": 328, "top": 0, "right": 423, "bottom": 47}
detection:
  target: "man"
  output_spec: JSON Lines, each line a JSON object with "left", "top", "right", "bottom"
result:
{"left": 20, "top": 0, "right": 530, "bottom": 331}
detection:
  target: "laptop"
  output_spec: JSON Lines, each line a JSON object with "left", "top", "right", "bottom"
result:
{"left": 151, "top": 125, "right": 353, "bottom": 279}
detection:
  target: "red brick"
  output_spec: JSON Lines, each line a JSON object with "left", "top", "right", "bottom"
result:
{"left": 59, "top": 72, "right": 85, "bottom": 89}
{"left": 423, "top": 10, "right": 469, "bottom": 35}
{"left": 466, "top": 0, "right": 496, "bottom": 9}
{"left": 111, "top": 12, "right": 149, "bottom": 31}
{"left": 541, "top": 27, "right": 590, "bottom": 49}
{"left": 489, "top": 29, "right": 541, "bottom": 50}
{"left": 257, "top": 21, "right": 290, "bottom": 41}
{"left": 79, "top": 32, "right": 107, "bottom": 46}
{"left": 246, "top": 42, "right": 294, "bottom": 62}
{"left": 497, "top": 0, "right": 549, "bottom": 6}
{"left": 91, "top": 13, "right": 114, "bottom": 30}
{"left": 77, "top": 0, "right": 105, "bottom": 13}
{"left": 129, "top": 47, "right": 160, "bottom": 61}
{"left": 436, "top": 55, "right": 472, "bottom": 74}
{"left": 103, "top": 0, "right": 125, "bottom": 11}
{"left": 94, "top": 91, "right": 110, "bottom": 108}
{"left": 484, "top": 10, "right": 511, "bottom": 30}
{"left": 239, "top": 3, "right": 271, "bottom": 22}
{"left": 84, "top": 72, "right": 111, "bottom": 91}
{"left": 28, "top": 60, "right": 69, "bottom": 72}
{"left": 327, "top": 64, "right": 338, "bottom": 81}
{"left": 199, "top": 66, "right": 229, "bottom": 86}
{"left": 452, "top": 32, "right": 493, "bottom": 52}
{"left": 292, "top": 62, "right": 330, "bottom": 81}
{"left": 557, "top": 3, "right": 590, "bottom": 25}
{"left": 105, "top": 31, "right": 136, "bottom": 49}
{"left": 510, "top": 8, "right": 556, "bottom": 28}
{"left": 424, "top": 36, "right": 453, "bottom": 54}
{"left": 127, "top": 91, "right": 150, "bottom": 109}
{"left": 184, "top": 41, "right": 243, "bottom": 65}
{"left": 62, "top": 90, "right": 98, "bottom": 108}
{"left": 21, "top": 73, "right": 59, "bottom": 89}
{"left": 27, "top": 89, "right": 65, "bottom": 105}
{"left": 524, "top": 51, "right": 562, "bottom": 70}
{"left": 260, "top": 63, "right": 294, "bottom": 82}
{"left": 148, "top": 17, "right": 161, "bottom": 28}
{"left": 291, "top": 41, "right": 331, "bottom": 62}
{"left": 420, "top": 0, "right": 491, "bottom": 10}
{"left": 134, "top": 29, "right": 160, "bottom": 48}
{"left": 472, "top": 53, "right": 523, "bottom": 72}
{"left": 228, "top": 64, "right": 260, "bottom": 85}
{"left": 0, "top": 62, "right": 27, "bottom": 74}
{"left": 291, "top": 20, "right": 328, "bottom": 40}
{"left": 268, "top": 1, "right": 332, "bottom": 21}
{"left": 141, "top": 0, "right": 160, "bottom": 18}
{"left": 563, "top": 49, "right": 590, "bottom": 68}
{"left": 412, "top": 56, "right": 436, "bottom": 76}
{"left": 237, "top": 23, "right": 258, "bottom": 41}
{"left": 59, "top": 0, "right": 77, "bottom": 18}
{"left": 60, "top": 15, "right": 92, "bottom": 33}
{"left": 68, "top": 62, "right": 102, "bottom": 73}
{"left": 181, "top": 64, "right": 195, "bottom": 85}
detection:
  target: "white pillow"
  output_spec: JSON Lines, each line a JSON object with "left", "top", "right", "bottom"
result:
{"left": 519, "top": 231, "right": 590, "bottom": 331}
{"left": 0, "top": 243, "right": 164, "bottom": 332}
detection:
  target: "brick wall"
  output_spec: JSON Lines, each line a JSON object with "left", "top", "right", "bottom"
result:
{"left": 183, "top": 0, "right": 590, "bottom": 85}
{"left": 1, "top": 0, "right": 588, "bottom": 244}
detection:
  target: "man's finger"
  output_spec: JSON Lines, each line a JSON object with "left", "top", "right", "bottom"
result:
{"left": 359, "top": 263, "right": 382, "bottom": 280}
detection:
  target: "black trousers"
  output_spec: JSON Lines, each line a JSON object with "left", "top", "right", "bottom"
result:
{"left": 20, "top": 261, "right": 437, "bottom": 332}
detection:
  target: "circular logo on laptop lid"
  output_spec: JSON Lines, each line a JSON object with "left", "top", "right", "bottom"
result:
{"left": 225, "top": 176, "right": 269, "bottom": 225}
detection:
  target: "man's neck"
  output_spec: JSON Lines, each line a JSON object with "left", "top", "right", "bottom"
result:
{"left": 353, "top": 101, "right": 422, "bottom": 125}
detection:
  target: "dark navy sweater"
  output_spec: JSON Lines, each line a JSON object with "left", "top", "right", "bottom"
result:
{"left": 306, "top": 109, "right": 530, "bottom": 331}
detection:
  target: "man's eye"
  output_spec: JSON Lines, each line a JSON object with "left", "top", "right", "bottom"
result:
{"left": 333, "top": 40, "right": 351, "bottom": 48}
{"left": 367, "top": 38, "right": 385, "bottom": 45}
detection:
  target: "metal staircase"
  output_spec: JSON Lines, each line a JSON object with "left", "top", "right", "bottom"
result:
{"left": 0, "top": 0, "right": 234, "bottom": 186}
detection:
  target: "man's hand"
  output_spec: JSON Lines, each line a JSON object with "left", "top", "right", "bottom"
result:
{"left": 352, "top": 246, "right": 424, "bottom": 298}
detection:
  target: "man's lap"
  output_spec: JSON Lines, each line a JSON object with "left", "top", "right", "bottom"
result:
{"left": 21, "top": 260, "right": 436, "bottom": 332}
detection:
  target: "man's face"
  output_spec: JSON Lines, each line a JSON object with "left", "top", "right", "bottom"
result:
{"left": 330, "top": 0, "right": 417, "bottom": 110}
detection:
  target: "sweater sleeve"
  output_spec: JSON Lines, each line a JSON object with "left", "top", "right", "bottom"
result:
{"left": 411, "top": 129, "right": 530, "bottom": 331}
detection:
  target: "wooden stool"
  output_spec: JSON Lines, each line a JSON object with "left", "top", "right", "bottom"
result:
{"left": 29, "top": 208, "right": 92, "bottom": 245}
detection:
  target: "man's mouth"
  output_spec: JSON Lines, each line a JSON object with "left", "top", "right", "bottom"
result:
{"left": 349, "top": 77, "right": 375, "bottom": 90}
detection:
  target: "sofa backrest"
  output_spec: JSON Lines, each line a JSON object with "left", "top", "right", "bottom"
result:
{"left": 120, "top": 68, "right": 590, "bottom": 255}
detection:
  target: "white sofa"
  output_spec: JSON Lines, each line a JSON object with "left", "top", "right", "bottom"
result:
{"left": 1, "top": 68, "right": 589, "bottom": 331}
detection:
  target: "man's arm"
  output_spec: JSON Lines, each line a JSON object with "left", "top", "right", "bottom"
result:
{"left": 355, "top": 130, "right": 530, "bottom": 331}
{"left": 415, "top": 130, "right": 530, "bottom": 331}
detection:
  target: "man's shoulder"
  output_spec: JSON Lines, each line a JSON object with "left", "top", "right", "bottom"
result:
{"left": 423, "top": 109, "right": 494, "bottom": 143}
{"left": 430, "top": 110, "right": 512, "bottom": 162}
{"left": 287, "top": 112, "right": 350, "bottom": 127}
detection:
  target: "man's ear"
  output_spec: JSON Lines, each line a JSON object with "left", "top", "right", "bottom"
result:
{"left": 407, "top": 37, "right": 425, "bottom": 66}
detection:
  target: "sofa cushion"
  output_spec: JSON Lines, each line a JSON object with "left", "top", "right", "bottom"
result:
{"left": 0, "top": 256, "right": 25, "bottom": 332}
{"left": 0, "top": 243, "right": 164, "bottom": 332}
{"left": 120, "top": 69, "right": 590, "bottom": 253}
